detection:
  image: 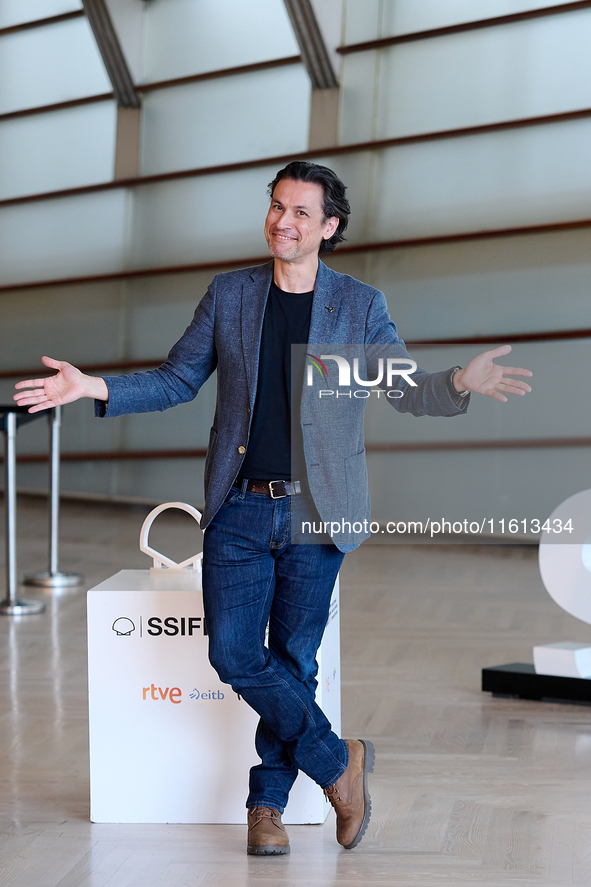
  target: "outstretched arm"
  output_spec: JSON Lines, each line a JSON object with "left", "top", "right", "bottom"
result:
{"left": 452, "top": 345, "right": 532, "bottom": 403}
{"left": 13, "top": 356, "right": 108, "bottom": 413}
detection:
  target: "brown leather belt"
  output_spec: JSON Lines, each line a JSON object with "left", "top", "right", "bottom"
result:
{"left": 239, "top": 478, "right": 303, "bottom": 499}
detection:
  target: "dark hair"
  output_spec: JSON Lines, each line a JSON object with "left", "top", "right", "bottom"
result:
{"left": 267, "top": 160, "right": 350, "bottom": 255}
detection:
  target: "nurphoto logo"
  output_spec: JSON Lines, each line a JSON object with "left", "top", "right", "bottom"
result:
{"left": 305, "top": 351, "right": 417, "bottom": 399}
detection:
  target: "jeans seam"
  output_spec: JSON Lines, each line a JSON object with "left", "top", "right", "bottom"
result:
{"left": 267, "top": 664, "right": 345, "bottom": 781}
{"left": 267, "top": 664, "right": 316, "bottom": 727}
{"left": 269, "top": 500, "right": 290, "bottom": 550}
{"left": 257, "top": 569, "right": 276, "bottom": 662}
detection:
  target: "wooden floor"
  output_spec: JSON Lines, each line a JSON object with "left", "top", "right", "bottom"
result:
{"left": 1, "top": 496, "right": 591, "bottom": 886}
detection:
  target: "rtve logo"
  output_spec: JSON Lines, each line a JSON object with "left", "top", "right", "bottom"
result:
{"left": 143, "top": 684, "right": 182, "bottom": 704}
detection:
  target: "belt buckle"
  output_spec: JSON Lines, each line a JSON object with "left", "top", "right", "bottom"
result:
{"left": 268, "top": 480, "right": 287, "bottom": 499}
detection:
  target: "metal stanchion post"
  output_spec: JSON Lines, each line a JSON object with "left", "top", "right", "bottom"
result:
{"left": 24, "top": 407, "right": 83, "bottom": 589}
{"left": 0, "top": 411, "right": 45, "bottom": 615}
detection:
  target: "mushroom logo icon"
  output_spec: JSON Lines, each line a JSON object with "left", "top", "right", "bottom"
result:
{"left": 112, "top": 617, "right": 136, "bottom": 636}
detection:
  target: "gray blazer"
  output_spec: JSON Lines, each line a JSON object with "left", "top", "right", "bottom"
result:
{"left": 98, "top": 260, "right": 468, "bottom": 551}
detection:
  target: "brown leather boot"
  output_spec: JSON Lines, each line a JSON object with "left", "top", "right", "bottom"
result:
{"left": 247, "top": 807, "right": 290, "bottom": 855}
{"left": 324, "top": 739, "right": 375, "bottom": 849}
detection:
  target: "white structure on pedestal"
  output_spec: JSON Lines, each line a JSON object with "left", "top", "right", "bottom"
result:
{"left": 87, "top": 503, "right": 341, "bottom": 824}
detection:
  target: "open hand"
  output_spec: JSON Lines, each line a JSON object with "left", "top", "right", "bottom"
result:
{"left": 13, "top": 356, "right": 107, "bottom": 413}
{"left": 453, "top": 345, "right": 532, "bottom": 403}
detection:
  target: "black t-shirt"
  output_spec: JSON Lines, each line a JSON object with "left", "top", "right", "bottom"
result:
{"left": 240, "top": 280, "right": 313, "bottom": 480}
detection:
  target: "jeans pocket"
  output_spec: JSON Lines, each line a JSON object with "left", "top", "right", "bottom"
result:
{"left": 221, "top": 485, "right": 241, "bottom": 507}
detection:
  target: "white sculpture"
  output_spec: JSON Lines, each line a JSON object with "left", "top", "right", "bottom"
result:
{"left": 537, "top": 488, "right": 591, "bottom": 678}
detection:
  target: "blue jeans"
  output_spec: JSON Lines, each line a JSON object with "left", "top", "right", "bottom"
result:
{"left": 202, "top": 481, "right": 348, "bottom": 812}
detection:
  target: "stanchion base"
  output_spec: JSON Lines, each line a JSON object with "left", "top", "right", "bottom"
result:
{"left": 23, "top": 571, "right": 84, "bottom": 588}
{"left": 0, "top": 598, "right": 46, "bottom": 615}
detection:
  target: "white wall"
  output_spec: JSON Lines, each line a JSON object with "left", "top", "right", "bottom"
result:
{"left": 0, "top": 16, "right": 110, "bottom": 114}
{"left": 0, "top": 1, "right": 82, "bottom": 30}
{"left": 1, "top": 0, "right": 590, "bottom": 527}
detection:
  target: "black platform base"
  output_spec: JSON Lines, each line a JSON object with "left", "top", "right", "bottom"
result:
{"left": 482, "top": 662, "right": 591, "bottom": 705}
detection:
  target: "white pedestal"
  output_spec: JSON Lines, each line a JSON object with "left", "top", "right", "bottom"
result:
{"left": 87, "top": 569, "right": 340, "bottom": 824}
{"left": 533, "top": 642, "right": 591, "bottom": 678}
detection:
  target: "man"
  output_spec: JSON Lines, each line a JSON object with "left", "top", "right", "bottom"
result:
{"left": 14, "top": 161, "right": 532, "bottom": 854}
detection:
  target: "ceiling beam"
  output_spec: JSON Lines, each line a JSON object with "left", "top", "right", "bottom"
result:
{"left": 81, "top": 0, "right": 140, "bottom": 108}
{"left": 283, "top": 0, "right": 338, "bottom": 89}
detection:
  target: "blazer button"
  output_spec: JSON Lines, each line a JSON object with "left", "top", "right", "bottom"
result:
{"left": 238, "top": 445, "right": 246, "bottom": 454}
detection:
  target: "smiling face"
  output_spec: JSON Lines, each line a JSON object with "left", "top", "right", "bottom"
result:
{"left": 264, "top": 178, "right": 339, "bottom": 266}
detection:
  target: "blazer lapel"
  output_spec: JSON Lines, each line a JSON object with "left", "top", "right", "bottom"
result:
{"left": 240, "top": 261, "right": 274, "bottom": 406}
{"left": 240, "top": 260, "right": 340, "bottom": 408}
{"left": 308, "top": 260, "right": 342, "bottom": 347}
